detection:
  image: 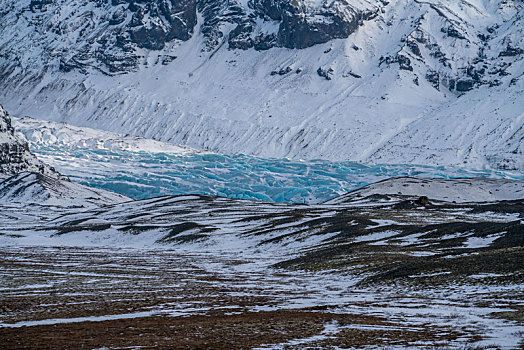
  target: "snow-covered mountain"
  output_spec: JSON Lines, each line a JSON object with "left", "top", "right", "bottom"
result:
{"left": 0, "top": 0, "right": 523, "bottom": 169}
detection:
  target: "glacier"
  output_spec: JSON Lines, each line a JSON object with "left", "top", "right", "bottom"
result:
{"left": 15, "top": 117, "right": 524, "bottom": 203}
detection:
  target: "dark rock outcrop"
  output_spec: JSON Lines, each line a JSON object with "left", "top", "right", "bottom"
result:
{"left": 128, "top": 0, "right": 197, "bottom": 50}
{"left": 499, "top": 45, "right": 524, "bottom": 57}
{"left": 441, "top": 26, "right": 466, "bottom": 40}
{"left": 0, "top": 106, "right": 58, "bottom": 178}
{"left": 205, "top": 0, "right": 365, "bottom": 51}
{"left": 275, "top": 1, "right": 360, "bottom": 49}
{"left": 426, "top": 70, "right": 440, "bottom": 90}
{"left": 456, "top": 79, "right": 475, "bottom": 92}
{"left": 3, "top": 0, "right": 372, "bottom": 74}
{"left": 317, "top": 67, "right": 334, "bottom": 80}
{"left": 271, "top": 66, "right": 293, "bottom": 76}
{"left": 379, "top": 54, "right": 413, "bottom": 71}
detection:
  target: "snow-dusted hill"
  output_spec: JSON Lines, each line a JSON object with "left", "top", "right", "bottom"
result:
{"left": 0, "top": 0, "right": 523, "bottom": 169}
{"left": 1, "top": 188, "right": 523, "bottom": 349}
{"left": 325, "top": 176, "right": 524, "bottom": 204}
{"left": 0, "top": 172, "right": 130, "bottom": 207}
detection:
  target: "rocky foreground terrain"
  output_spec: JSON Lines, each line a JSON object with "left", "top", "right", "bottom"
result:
{"left": 0, "top": 170, "right": 523, "bottom": 349}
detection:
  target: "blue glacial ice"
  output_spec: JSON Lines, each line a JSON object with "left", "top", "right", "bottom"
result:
{"left": 32, "top": 145, "right": 524, "bottom": 204}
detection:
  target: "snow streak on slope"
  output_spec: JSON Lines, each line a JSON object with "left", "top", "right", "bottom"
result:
{"left": 369, "top": 81, "right": 524, "bottom": 170}
{"left": 0, "top": 0, "right": 522, "bottom": 169}
{"left": 13, "top": 118, "right": 524, "bottom": 203}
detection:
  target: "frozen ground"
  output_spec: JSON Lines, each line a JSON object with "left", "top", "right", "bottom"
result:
{"left": 0, "top": 245, "right": 522, "bottom": 349}
{"left": 0, "top": 176, "right": 523, "bottom": 348}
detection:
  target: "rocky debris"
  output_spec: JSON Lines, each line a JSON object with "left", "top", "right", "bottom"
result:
{"left": 270, "top": 66, "right": 292, "bottom": 76}
{"left": 397, "top": 55, "right": 413, "bottom": 71}
{"left": 253, "top": 33, "right": 278, "bottom": 51}
{"left": 0, "top": 106, "right": 58, "bottom": 178}
{"left": 0, "top": 107, "right": 14, "bottom": 135}
{"left": 425, "top": 70, "right": 440, "bottom": 90}
{"left": 441, "top": 26, "right": 466, "bottom": 40}
{"left": 344, "top": 71, "right": 362, "bottom": 79}
{"left": 160, "top": 55, "right": 177, "bottom": 65}
{"left": 428, "top": 45, "right": 448, "bottom": 65}
{"left": 499, "top": 45, "right": 524, "bottom": 57}
{"left": 379, "top": 54, "right": 413, "bottom": 71}
{"left": 415, "top": 195, "right": 430, "bottom": 206}
{"left": 406, "top": 40, "right": 421, "bottom": 57}
{"left": 29, "top": 0, "right": 52, "bottom": 12}
{"left": 317, "top": 67, "right": 334, "bottom": 80}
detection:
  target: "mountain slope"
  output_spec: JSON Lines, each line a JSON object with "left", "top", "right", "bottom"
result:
{"left": 0, "top": 0, "right": 522, "bottom": 169}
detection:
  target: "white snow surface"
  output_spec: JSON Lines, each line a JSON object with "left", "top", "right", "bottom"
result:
{"left": 13, "top": 117, "right": 197, "bottom": 155}
{"left": 0, "top": 0, "right": 522, "bottom": 169}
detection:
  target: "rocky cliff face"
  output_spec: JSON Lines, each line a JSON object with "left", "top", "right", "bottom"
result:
{"left": 0, "top": 106, "right": 58, "bottom": 178}
{"left": 0, "top": 0, "right": 375, "bottom": 74}
{"left": 228, "top": 0, "right": 365, "bottom": 50}
{"left": 6, "top": 0, "right": 519, "bottom": 92}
